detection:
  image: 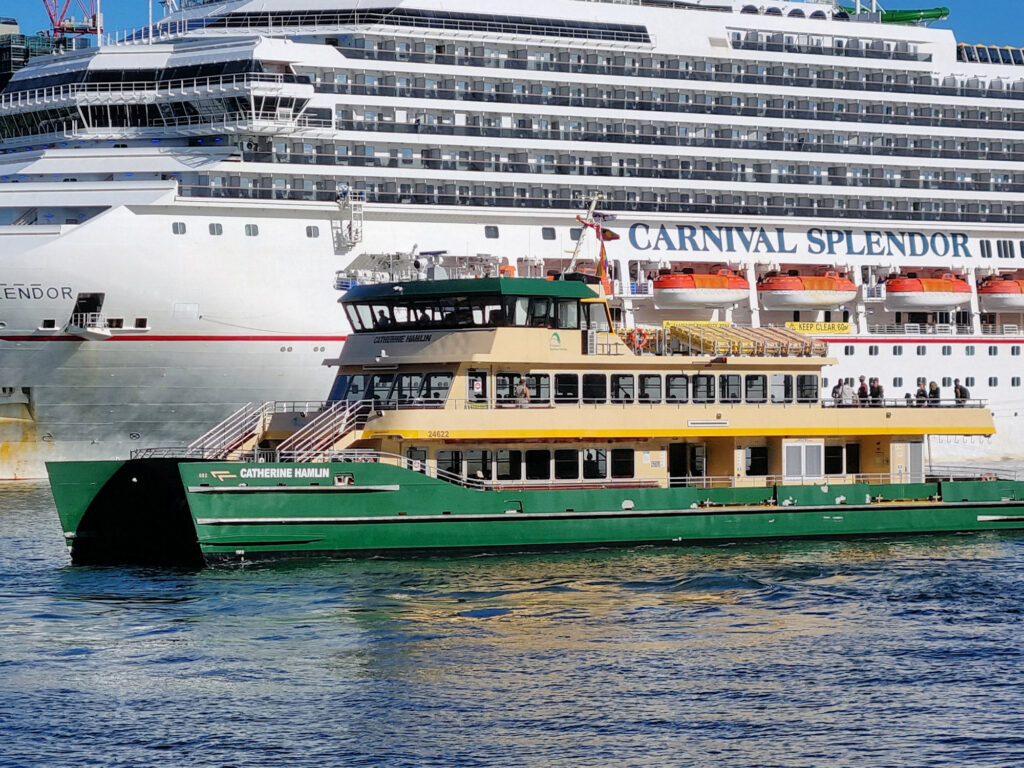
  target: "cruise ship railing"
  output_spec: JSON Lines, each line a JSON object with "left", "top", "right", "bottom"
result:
{"left": 187, "top": 401, "right": 272, "bottom": 460}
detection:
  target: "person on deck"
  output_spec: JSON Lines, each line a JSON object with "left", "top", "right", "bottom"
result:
{"left": 514, "top": 376, "right": 530, "bottom": 407}
{"left": 915, "top": 378, "right": 928, "bottom": 407}
{"left": 928, "top": 381, "right": 941, "bottom": 406}
{"left": 954, "top": 378, "right": 970, "bottom": 406}
{"left": 856, "top": 375, "right": 869, "bottom": 406}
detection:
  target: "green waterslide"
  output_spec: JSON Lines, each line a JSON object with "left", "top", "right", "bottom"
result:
{"left": 839, "top": 5, "right": 950, "bottom": 24}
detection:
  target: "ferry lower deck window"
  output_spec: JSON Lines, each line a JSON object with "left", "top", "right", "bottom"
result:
{"left": 208, "top": 223, "right": 223, "bottom": 236}
{"left": 582, "top": 448, "right": 607, "bottom": 480}
{"left": 745, "top": 375, "right": 767, "bottom": 404}
{"left": 665, "top": 374, "right": 689, "bottom": 403}
{"left": 554, "top": 449, "right": 579, "bottom": 480}
{"left": 824, "top": 446, "right": 845, "bottom": 476}
{"left": 525, "top": 450, "right": 551, "bottom": 480}
{"left": 582, "top": 374, "right": 607, "bottom": 404}
{"left": 541, "top": 227, "right": 556, "bottom": 240}
{"left": 770, "top": 374, "right": 794, "bottom": 404}
{"left": 719, "top": 374, "right": 741, "bottom": 404}
{"left": 171, "top": 222, "right": 186, "bottom": 235}
{"left": 484, "top": 225, "right": 499, "bottom": 239}
{"left": 496, "top": 450, "right": 522, "bottom": 481}
{"left": 436, "top": 450, "right": 462, "bottom": 477}
{"left": 306, "top": 225, "right": 320, "bottom": 238}
{"left": 846, "top": 444, "right": 861, "bottom": 475}
{"left": 638, "top": 374, "right": 662, "bottom": 403}
{"left": 796, "top": 375, "right": 819, "bottom": 403}
{"left": 745, "top": 447, "right": 768, "bottom": 477}
{"left": 467, "top": 450, "right": 492, "bottom": 481}
{"left": 692, "top": 375, "right": 715, "bottom": 404}
{"left": 406, "top": 448, "right": 427, "bottom": 473}
{"left": 610, "top": 448, "right": 634, "bottom": 479}
{"left": 554, "top": 373, "right": 579, "bottom": 403}
{"left": 611, "top": 374, "right": 635, "bottom": 404}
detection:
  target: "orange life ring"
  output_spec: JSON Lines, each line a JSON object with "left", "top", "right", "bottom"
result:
{"left": 631, "top": 328, "right": 649, "bottom": 350}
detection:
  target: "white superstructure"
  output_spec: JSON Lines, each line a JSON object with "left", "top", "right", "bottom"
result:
{"left": 2, "top": 0, "right": 1024, "bottom": 477}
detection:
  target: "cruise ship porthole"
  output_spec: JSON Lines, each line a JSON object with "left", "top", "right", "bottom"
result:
{"left": 129, "top": 433, "right": 141, "bottom": 440}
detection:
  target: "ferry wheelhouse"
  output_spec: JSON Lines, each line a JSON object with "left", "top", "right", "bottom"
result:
{"left": 48, "top": 273, "right": 1024, "bottom": 565}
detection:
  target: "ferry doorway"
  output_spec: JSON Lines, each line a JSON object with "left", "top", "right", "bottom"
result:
{"left": 668, "top": 443, "right": 706, "bottom": 487}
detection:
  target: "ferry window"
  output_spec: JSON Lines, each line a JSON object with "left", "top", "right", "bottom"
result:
{"left": 844, "top": 345, "right": 854, "bottom": 356}
{"left": 306, "top": 225, "right": 320, "bottom": 238}
{"left": 506, "top": 297, "right": 530, "bottom": 326}
{"left": 406, "top": 448, "right": 427, "bottom": 473}
{"left": 745, "top": 374, "right": 768, "bottom": 404}
{"left": 784, "top": 443, "right": 822, "bottom": 481}
{"left": 208, "top": 223, "right": 223, "bottom": 236}
{"left": 941, "top": 345, "right": 952, "bottom": 356}
{"left": 824, "top": 446, "right": 845, "bottom": 476}
{"left": 942, "top": 377, "right": 952, "bottom": 387}
{"left": 584, "top": 303, "right": 611, "bottom": 332}
{"left": 554, "top": 373, "right": 579, "bottom": 404}
{"left": 610, "top": 448, "right": 634, "bottom": 479}
{"left": 966, "top": 377, "right": 975, "bottom": 387}
{"left": 484, "top": 225, "right": 499, "bottom": 239}
{"left": 556, "top": 300, "right": 580, "bottom": 329}
{"left": 344, "top": 374, "right": 368, "bottom": 401}
{"left": 554, "top": 449, "right": 579, "bottom": 480}
{"left": 467, "top": 450, "right": 492, "bottom": 482}
{"left": 989, "top": 346, "right": 998, "bottom": 356}
{"left": 916, "top": 345, "right": 926, "bottom": 356}
{"left": 582, "top": 448, "right": 607, "bottom": 480}
{"left": 665, "top": 374, "right": 689, "bottom": 403}
{"left": 611, "top": 374, "right": 635, "bottom": 404}
{"left": 770, "top": 374, "right": 793, "bottom": 404}
{"left": 745, "top": 447, "right": 768, "bottom": 477}
{"left": 989, "top": 377, "right": 998, "bottom": 387}
{"left": 468, "top": 370, "right": 488, "bottom": 402}
{"left": 420, "top": 372, "right": 453, "bottom": 404}
{"left": 582, "top": 374, "right": 607, "bottom": 404}
{"left": 327, "top": 374, "right": 350, "bottom": 402}
{"left": 525, "top": 450, "right": 551, "bottom": 480}
{"left": 719, "top": 374, "right": 741, "bottom": 404}
{"left": 527, "top": 373, "right": 550, "bottom": 404}
{"left": 965, "top": 346, "right": 975, "bottom": 356}
{"left": 496, "top": 450, "right": 522, "bottom": 481}
{"left": 796, "top": 375, "right": 819, "bottom": 403}
{"left": 171, "top": 222, "right": 186, "bottom": 235}
{"left": 494, "top": 373, "right": 517, "bottom": 406}
{"left": 390, "top": 373, "right": 423, "bottom": 405}
{"left": 245, "top": 224, "right": 259, "bottom": 237}
{"left": 893, "top": 377, "right": 903, "bottom": 388}
{"left": 868, "top": 345, "right": 878, "bottom": 356}
{"left": 692, "top": 375, "right": 715, "bottom": 404}
{"left": 1014, "top": 377, "right": 1022, "bottom": 387}
{"left": 638, "top": 374, "right": 662, "bottom": 403}
{"left": 347, "top": 303, "right": 373, "bottom": 331}
{"left": 372, "top": 305, "right": 394, "bottom": 329}
{"left": 1013, "top": 347, "right": 1021, "bottom": 357}
{"left": 368, "top": 373, "right": 395, "bottom": 401}
{"left": 436, "top": 450, "right": 462, "bottom": 478}
{"left": 893, "top": 345, "right": 903, "bottom": 356}
{"left": 541, "top": 227, "right": 556, "bottom": 241}
{"left": 528, "top": 297, "right": 553, "bottom": 327}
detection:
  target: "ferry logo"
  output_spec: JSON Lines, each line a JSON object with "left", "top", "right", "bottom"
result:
{"left": 549, "top": 332, "right": 566, "bottom": 351}
{"left": 210, "top": 470, "right": 237, "bottom": 482}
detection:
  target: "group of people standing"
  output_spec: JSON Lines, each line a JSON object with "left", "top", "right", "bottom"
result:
{"left": 909, "top": 377, "right": 972, "bottom": 407}
{"left": 832, "top": 375, "right": 886, "bottom": 407}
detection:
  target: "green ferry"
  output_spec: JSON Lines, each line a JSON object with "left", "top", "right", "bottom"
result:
{"left": 48, "top": 274, "right": 1024, "bottom": 566}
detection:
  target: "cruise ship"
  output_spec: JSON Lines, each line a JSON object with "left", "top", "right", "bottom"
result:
{"left": 3, "top": 0, "right": 1024, "bottom": 478}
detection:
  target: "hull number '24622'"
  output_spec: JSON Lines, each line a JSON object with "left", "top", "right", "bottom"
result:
{"left": 428, "top": 430, "right": 450, "bottom": 438}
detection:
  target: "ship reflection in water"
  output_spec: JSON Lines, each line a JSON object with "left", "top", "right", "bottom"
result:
{"left": 3, "top": 482, "right": 1023, "bottom": 767}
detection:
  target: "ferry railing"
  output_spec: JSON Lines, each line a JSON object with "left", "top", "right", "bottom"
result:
{"left": 927, "top": 464, "right": 1021, "bottom": 482}
{"left": 187, "top": 401, "right": 272, "bottom": 460}
{"left": 822, "top": 397, "right": 986, "bottom": 409}
{"left": 275, "top": 399, "right": 373, "bottom": 462}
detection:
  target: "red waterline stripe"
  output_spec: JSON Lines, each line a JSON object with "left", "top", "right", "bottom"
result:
{"left": 0, "top": 335, "right": 349, "bottom": 343}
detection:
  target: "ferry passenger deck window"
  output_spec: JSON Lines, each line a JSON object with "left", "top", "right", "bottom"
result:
{"left": 528, "top": 297, "right": 553, "bottom": 327}
{"left": 389, "top": 373, "right": 423, "bottom": 405}
{"left": 796, "top": 375, "right": 819, "bottom": 403}
{"left": 436, "top": 450, "right": 462, "bottom": 478}
{"left": 745, "top": 375, "right": 767, "bottom": 403}
{"left": 745, "top": 446, "right": 768, "bottom": 476}
{"left": 582, "top": 448, "right": 607, "bottom": 479}
{"left": 719, "top": 374, "right": 741, "bottom": 404}
{"left": 467, "top": 450, "right": 492, "bottom": 482}
{"left": 611, "top": 374, "right": 634, "bottom": 404}
{"left": 638, "top": 374, "right": 662, "bottom": 403}
{"left": 468, "top": 370, "right": 488, "bottom": 402}
{"left": 771, "top": 374, "right": 793, "bottom": 404}
{"left": 610, "top": 448, "right": 634, "bottom": 479}
{"left": 582, "top": 374, "right": 607, "bottom": 404}
{"left": 527, "top": 373, "right": 550, "bottom": 404}
{"left": 692, "top": 374, "right": 715, "bottom": 404}
{"left": 525, "top": 449, "right": 551, "bottom": 480}
{"left": 666, "top": 374, "right": 689, "bottom": 403}
{"left": 328, "top": 374, "right": 350, "bottom": 401}
{"left": 554, "top": 449, "right": 579, "bottom": 479}
{"left": 554, "top": 373, "right": 579, "bottom": 403}
{"left": 496, "top": 450, "right": 522, "bottom": 481}
{"left": 556, "top": 300, "right": 580, "bottom": 329}
{"left": 420, "top": 372, "right": 453, "bottom": 404}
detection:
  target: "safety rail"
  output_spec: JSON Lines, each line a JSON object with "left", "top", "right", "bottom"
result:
{"left": 822, "top": 397, "right": 986, "bottom": 409}
{"left": 187, "top": 401, "right": 272, "bottom": 460}
{"left": 927, "top": 464, "right": 1022, "bottom": 482}
{"left": 275, "top": 399, "right": 372, "bottom": 462}
{"left": 67, "top": 312, "right": 105, "bottom": 329}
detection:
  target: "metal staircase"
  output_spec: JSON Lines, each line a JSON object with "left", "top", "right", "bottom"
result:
{"left": 275, "top": 400, "right": 371, "bottom": 462}
{"left": 187, "top": 401, "right": 272, "bottom": 459}
{"left": 337, "top": 189, "right": 365, "bottom": 246}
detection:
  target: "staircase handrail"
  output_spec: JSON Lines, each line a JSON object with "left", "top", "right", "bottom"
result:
{"left": 276, "top": 399, "right": 370, "bottom": 461}
{"left": 187, "top": 401, "right": 270, "bottom": 459}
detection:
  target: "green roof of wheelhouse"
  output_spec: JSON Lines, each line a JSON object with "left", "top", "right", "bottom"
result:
{"left": 340, "top": 278, "right": 598, "bottom": 303}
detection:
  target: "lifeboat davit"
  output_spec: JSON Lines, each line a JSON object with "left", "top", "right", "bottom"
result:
{"left": 884, "top": 273, "right": 971, "bottom": 309}
{"left": 652, "top": 268, "right": 750, "bottom": 309}
{"left": 979, "top": 276, "right": 1024, "bottom": 311}
{"left": 757, "top": 270, "right": 857, "bottom": 310}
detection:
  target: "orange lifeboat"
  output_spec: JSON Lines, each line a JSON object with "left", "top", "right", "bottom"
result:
{"left": 652, "top": 268, "right": 749, "bottom": 309}
{"left": 757, "top": 270, "right": 857, "bottom": 310}
{"left": 979, "top": 276, "right": 1024, "bottom": 311}
{"left": 884, "top": 273, "right": 971, "bottom": 309}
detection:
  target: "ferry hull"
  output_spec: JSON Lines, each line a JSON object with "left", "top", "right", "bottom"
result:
{"left": 49, "top": 459, "right": 1024, "bottom": 565}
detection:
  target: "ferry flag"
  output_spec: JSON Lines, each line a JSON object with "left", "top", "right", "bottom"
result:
{"left": 600, "top": 228, "right": 620, "bottom": 241}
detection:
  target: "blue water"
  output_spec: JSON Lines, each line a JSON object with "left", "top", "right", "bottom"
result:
{"left": 2, "top": 482, "right": 1024, "bottom": 768}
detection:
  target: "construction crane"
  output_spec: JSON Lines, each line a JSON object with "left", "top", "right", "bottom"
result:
{"left": 41, "top": 0, "right": 103, "bottom": 45}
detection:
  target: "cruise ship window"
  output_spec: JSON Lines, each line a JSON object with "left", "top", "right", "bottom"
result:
{"left": 941, "top": 346, "right": 951, "bottom": 356}
{"left": 1013, "top": 377, "right": 1021, "bottom": 387}
{"left": 41, "top": 319, "right": 56, "bottom": 329}
{"left": 844, "top": 345, "right": 854, "bottom": 356}
{"left": 245, "top": 224, "right": 259, "bottom": 237}
{"left": 610, "top": 448, "right": 634, "bottom": 479}
{"left": 868, "top": 345, "right": 878, "bottom": 356}
{"left": 893, "top": 377, "right": 903, "bottom": 388}
{"left": 171, "top": 222, "right": 186, "bottom": 235}
{"left": 209, "top": 223, "right": 223, "bottom": 236}
{"left": 525, "top": 449, "right": 551, "bottom": 480}
{"left": 134, "top": 318, "right": 147, "bottom": 329}
{"left": 638, "top": 374, "right": 662, "bottom": 403}
{"left": 966, "top": 377, "right": 975, "bottom": 387}
{"left": 665, "top": 375, "right": 689, "bottom": 403}
{"left": 824, "top": 446, "right": 846, "bottom": 476}
{"left": 989, "top": 346, "right": 998, "bottom": 356}
{"left": 484, "top": 225, "right": 499, "bottom": 239}
{"left": 570, "top": 227, "right": 582, "bottom": 241}
{"left": 306, "top": 226, "right": 320, "bottom": 238}
{"left": 582, "top": 448, "right": 607, "bottom": 480}
{"left": 1013, "top": 346, "right": 1022, "bottom": 356}
{"left": 989, "top": 377, "right": 998, "bottom": 387}
{"left": 942, "top": 377, "right": 952, "bottom": 387}
{"left": 966, "top": 346, "right": 975, "bottom": 356}
{"left": 893, "top": 346, "right": 903, "bottom": 356}
{"left": 541, "top": 227, "right": 556, "bottom": 241}
{"left": 917, "top": 346, "right": 926, "bottom": 356}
